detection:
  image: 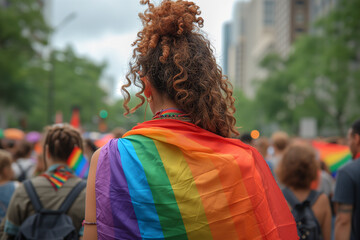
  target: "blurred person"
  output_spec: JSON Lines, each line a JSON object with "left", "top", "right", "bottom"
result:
{"left": 333, "top": 119, "right": 360, "bottom": 240}
{"left": 83, "top": 1, "right": 298, "bottom": 239}
{"left": 269, "top": 131, "right": 290, "bottom": 170}
{"left": 0, "top": 150, "right": 19, "bottom": 222}
{"left": 255, "top": 137, "right": 274, "bottom": 174}
{"left": 317, "top": 161, "right": 334, "bottom": 198}
{"left": 0, "top": 124, "right": 86, "bottom": 239}
{"left": 278, "top": 143, "right": 332, "bottom": 240}
{"left": 239, "top": 132, "right": 254, "bottom": 146}
{"left": 11, "top": 140, "right": 35, "bottom": 182}
{"left": 83, "top": 139, "right": 98, "bottom": 163}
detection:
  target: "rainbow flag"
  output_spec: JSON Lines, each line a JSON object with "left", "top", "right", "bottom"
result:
{"left": 95, "top": 120, "right": 297, "bottom": 239}
{"left": 312, "top": 141, "right": 352, "bottom": 177}
{"left": 67, "top": 147, "right": 89, "bottom": 179}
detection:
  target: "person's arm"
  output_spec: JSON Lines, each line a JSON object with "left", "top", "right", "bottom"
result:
{"left": 334, "top": 203, "right": 352, "bottom": 240}
{"left": 83, "top": 149, "right": 100, "bottom": 240}
{"left": 318, "top": 194, "right": 332, "bottom": 240}
{"left": 333, "top": 169, "right": 354, "bottom": 240}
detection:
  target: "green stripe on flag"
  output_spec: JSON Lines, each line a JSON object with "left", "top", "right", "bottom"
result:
{"left": 329, "top": 154, "right": 352, "bottom": 173}
{"left": 126, "top": 135, "right": 188, "bottom": 240}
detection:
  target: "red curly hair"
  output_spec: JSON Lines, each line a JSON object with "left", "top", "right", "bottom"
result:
{"left": 122, "top": 0, "right": 238, "bottom": 137}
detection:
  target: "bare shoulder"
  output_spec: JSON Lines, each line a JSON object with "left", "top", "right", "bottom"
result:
{"left": 313, "top": 193, "right": 331, "bottom": 213}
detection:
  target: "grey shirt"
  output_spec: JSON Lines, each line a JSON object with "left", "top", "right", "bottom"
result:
{"left": 333, "top": 158, "right": 360, "bottom": 240}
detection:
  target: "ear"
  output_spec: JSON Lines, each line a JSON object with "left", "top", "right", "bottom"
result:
{"left": 355, "top": 133, "right": 360, "bottom": 145}
{"left": 142, "top": 77, "right": 152, "bottom": 98}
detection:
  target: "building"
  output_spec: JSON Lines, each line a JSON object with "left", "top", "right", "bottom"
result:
{"left": 274, "top": 0, "right": 310, "bottom": 58}
{"left": 223, "top": 0, "right": 337, "bottom": 97}
{"left": 222, "top": 22, "right": 232, "bottom": 75}
{"left": 225, "top": 0, "right": 275, "bottom": 97}
{"left": 227, "top": 1, "right": 248, "bottom": 90}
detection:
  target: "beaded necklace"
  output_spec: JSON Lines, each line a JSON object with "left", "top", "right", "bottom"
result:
{"left": 152, "top": 108, "right": 191, "bottom": 122}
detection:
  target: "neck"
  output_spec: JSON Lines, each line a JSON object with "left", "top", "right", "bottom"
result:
{"left": 47, "top": 160, "right": 68, "bottom": 169}
{"left": 151, "top": 98, "right": 179, "bottom": 115}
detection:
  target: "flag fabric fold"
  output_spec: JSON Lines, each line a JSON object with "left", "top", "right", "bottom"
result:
{"left": 95, "top": 120, "right": 298, "bottom": 240}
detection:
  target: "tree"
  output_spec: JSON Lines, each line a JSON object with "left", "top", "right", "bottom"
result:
{"left": 0, "top": 0, "right": 49, "bottom": 111}
{"left": 26, "top": 46, "right": 108, "bottom": 131}
{"left": 256, "top": 0, "right": 360, "bottom": 136}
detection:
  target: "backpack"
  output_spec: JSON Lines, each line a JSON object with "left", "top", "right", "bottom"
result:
{"left": 282, "top": 188, "right": 322, "bottom": 240}
{"left": 15, "top": 162, "right": 33, "bottom": 182}
{"left": 16, "top": 180, "right": 86, "bottom": 240}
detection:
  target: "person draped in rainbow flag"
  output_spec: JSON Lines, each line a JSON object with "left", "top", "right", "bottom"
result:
{"left": 83, "top": 0, "right": 298, "bottom": 239}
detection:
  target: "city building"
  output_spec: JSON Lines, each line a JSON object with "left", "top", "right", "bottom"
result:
{"left": 222, "top": 0, "right": 338, "bottom": 97}
{"left": 222, "top": 22, "right": 232, "bottom": 75}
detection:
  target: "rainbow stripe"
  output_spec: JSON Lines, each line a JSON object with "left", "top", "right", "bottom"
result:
{"left": 312, "top": 141, "right": 352, "bottom": 177}
{"left": 67, "top": 147, "right": 89, "bottom": 178}
{"left": 95, "top": 120, "right": 297, "bottom": 239}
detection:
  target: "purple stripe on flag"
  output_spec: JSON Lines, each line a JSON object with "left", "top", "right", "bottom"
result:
{"left": 95, "top": 140, "right": 115, "bottom": 239}
{"left": 96, "top": 139, "right": 141, "bottom": 239}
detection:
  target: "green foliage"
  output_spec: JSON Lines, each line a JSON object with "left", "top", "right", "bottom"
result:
{"left": 256, "top": 0, "right": 360, "bottom": 136}
{"left": 27, "top": 47, "right": 108, "bottom": 131}
{"left": 0, "top": 0, "right": 50, "bottom": 110}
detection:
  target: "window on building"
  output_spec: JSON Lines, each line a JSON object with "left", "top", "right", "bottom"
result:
{"left": 296, "top": 28, "right": 305, "bottom": 33}
{"left": 295, "top": 12, "right": 305, "bottom": 24}
{"left": 296, "top": 0, "right": 304, "bottom": 5}
{"left": 264, "top": 0, "right": 275, "bottom": 26}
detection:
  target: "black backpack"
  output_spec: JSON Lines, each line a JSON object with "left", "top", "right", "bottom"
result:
{"left": 16, "top": 180, "right": 86, "bottom": 240}
{"left": 16, "top": 162, "right": 33, "bottom": 182}
{"left": 282, "top": 188, "right": 323, "bottom": 240}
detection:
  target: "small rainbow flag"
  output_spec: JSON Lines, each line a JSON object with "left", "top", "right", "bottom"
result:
{"left": 67, "top": 146, "right": 89, "bottom": 179}
{"left": 312, "top": 141, "right": 352, "bottom": 177}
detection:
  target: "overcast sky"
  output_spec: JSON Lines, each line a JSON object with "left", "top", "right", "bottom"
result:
{"left": 50, "top": 0, "right": 239, "bottom": 96}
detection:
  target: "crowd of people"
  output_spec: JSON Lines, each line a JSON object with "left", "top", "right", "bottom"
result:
{"left": 0, "top": 0, "right": 359, "bottom": 239}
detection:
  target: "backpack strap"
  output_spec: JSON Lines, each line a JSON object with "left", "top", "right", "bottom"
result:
{"left": 306, "top": 190, "right": 321, "bottom": 207}
{"left": 58, "top": 180, "right": 86, "bottom": 213}
{"left": 23, "top": 180, "right": 43, "bottom": 212}
{"left": 282, "top": 188, "right": 300, "bottom": 209}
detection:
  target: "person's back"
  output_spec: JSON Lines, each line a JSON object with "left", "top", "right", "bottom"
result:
{"left": 278, "top": 144, "right": 332, "bottom": 240}
{"left": 0, "top": 124, "right": 86, "bottom": 239}
{"left": 333, "top": 119, "right": 360, "bottom": 240}
{"left": 333, "top": 160, "right": 360, "bottom": 239}
{"left": 83, "top": 1, "right": 298, "bottom": 239}
{"left": 92, "top": 120, "right": 297, "bottom": 239}
{"left": 11, "top": 140, "right": 35, "bottom": 182}
{"left": 0, "top": 175, "right": 85, "bottom": 239}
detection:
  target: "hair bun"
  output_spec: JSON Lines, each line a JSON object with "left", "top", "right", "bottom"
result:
{"left": 139, "top": 0, "right": 204, "bottom": 38}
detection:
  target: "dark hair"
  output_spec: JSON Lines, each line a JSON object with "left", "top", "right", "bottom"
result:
{"left": 43, "top": 124, "right": 83, "bottom": 165}
{"left": 84, "top": 139, "right": 98, "bottom": 153}
{"left": 277, "top": 144, "right": 318, "bottom": 190}
{"left": 239, "top": 133, "right": 253, "bottom": 145}
{"left": 121, "top": 0, "right": 237, "bottom": 137}
{"left": 351, "top": 119, "right": 360, "bottom": 135}
{"left": 14, "top": 140, "right": 33, "bottom": 159}
{"left": 271, "top": 131, "right": 289, "bottom": 151}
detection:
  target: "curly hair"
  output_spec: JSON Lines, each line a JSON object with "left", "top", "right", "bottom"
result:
{"left": 43, "top": 124, "right": 83, "bottom": 167}
{"left": 121, "top": 0, "right": 238, "bottom": 137}
{"left": 277, "top": 143, "right": 318, "bottom": 190}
